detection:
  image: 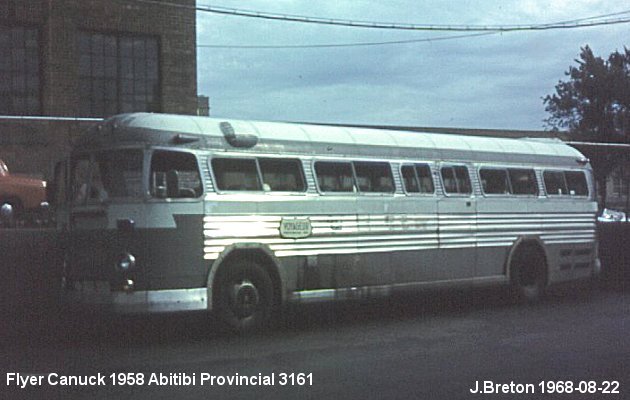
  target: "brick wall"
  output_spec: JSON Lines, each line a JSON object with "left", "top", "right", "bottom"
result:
{"left": 1, "top": 0, "right": 197, "bottom": 177}
{"left": 1, "top": 0, "right": 197, "bottom": 117}
{"left": 0, "top": 118, "right": 99, "bottom": 179}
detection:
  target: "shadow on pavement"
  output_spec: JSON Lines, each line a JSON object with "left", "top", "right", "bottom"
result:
{"left": 2, "top": 281, "right": 614, "bottom": 350}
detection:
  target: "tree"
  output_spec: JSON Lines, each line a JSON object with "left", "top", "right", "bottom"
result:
{"left": 544, "top": 45, "right": 630, "bottom": 140}
{"left": 543, "top": 45, "right": 630, "bottom": 206}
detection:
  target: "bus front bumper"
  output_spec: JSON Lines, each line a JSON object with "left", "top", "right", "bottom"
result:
{"left": 63, "top": 282, "right": 208, "bottom": 313}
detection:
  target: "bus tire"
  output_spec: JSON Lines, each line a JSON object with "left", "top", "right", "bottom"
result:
{"left": 214, "top": 261, "right": 274, "bottom": 333}
{"left": 510, "top": 244, "right": 547, "bottom": 304}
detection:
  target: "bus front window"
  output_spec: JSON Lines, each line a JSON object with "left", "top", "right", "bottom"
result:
{"left": 71, "top": 157, "right": 92, "bottom": 205}
{"left": 71, "top": 150, "right": 144, "bottom": 205}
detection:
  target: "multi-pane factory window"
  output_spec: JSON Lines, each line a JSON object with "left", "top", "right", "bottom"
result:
{"left": 78, "top": 32, "right": 159, "bottom": 117}
{"left": 0, "top": 26, "right": 40, "bottom": 115}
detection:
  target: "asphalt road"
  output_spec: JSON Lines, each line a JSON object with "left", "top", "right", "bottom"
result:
{"left": 2, "top": 286, "right": 628, "bottom": 400}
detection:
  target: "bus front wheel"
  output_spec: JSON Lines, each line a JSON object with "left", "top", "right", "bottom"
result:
{"left": 214, "top": 261, "right": 273, "bottom": 333}
{"left": 510, "top": 244, "right": 547, "bottom": 303}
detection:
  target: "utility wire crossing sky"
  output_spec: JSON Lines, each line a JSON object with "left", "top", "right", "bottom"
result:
{"left": 136, "top": 0, "right": 630, "bottom": 32}
{"left": 137, "top": 0, "right": 630, "bottom": 131}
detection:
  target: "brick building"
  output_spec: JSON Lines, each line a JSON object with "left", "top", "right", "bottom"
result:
{"left": 0, "top": 0, "right": 197, "bottom": 178}
{"left": 1, "top": 0, "right": 197, "bottom": 117}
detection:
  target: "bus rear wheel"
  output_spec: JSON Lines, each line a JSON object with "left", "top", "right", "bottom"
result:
{"left": 510, "top": 244, "right": 547, "bottom": 303}
{"left": 215, "top": 261, "right": 273, "bottom": 333}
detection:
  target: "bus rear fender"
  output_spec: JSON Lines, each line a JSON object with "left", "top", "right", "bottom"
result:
{"left": 206, "top": 244, "right": 285, "bottom": 311}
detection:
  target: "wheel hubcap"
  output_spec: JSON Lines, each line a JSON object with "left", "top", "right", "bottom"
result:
{"left": 230, "top": 279, "right": 260, "bottom": 319}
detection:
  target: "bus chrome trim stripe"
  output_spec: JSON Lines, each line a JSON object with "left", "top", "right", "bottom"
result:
{"left": 204, "top": 232, "right": 440, "bottom": 246}
{"left": 204, "top": 213, "right": 594, "bottom": 224}
{"left": 202, "top": 212, "right": 596, "bottom": 259}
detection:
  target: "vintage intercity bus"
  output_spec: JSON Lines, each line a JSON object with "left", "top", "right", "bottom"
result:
{"left": 54, "top": 113, "right": 600, "bottom": 331}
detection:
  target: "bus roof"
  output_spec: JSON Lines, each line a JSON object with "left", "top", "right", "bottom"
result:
{"left": 76, "top": 113, "right": 587, "bottom": 167}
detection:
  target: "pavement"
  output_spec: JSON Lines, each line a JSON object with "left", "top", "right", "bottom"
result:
{"left": 2, "top": 285, "right": 628, "bottom": 400}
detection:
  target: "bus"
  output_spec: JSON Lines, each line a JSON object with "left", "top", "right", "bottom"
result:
{"left": 54, "top": 113, "right": 600, "bottom": 332}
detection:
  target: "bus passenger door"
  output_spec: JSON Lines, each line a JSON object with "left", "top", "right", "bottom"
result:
{"left": 436, "top": 165, "right": 476, "bottom": 281}
{"left": 66, "top": 150, "right": 146, "bottom": 288}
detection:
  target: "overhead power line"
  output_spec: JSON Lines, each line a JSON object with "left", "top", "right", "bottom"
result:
{"left": 547, "top": 9, "right": 630, "bottom": 25}
{"left": 197, "top": 32, "right": 499, "bottom": 49}
{"left": 195, "top": 8, "right": 630, "bottom": 50}
{"left": 133, "top": 0, "right": 630, "bottom": 32}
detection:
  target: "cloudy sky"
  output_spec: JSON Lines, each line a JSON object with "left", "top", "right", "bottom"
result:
{"left": 196, "top": 1, "right": 629, "bottom": 130}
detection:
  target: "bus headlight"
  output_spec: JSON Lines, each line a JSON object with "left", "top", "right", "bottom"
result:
{"left": 117, "top": 253, "right": 136, "bottom": 272}
{"left": 123, "top": 279, "right": 135, "bottom": 292}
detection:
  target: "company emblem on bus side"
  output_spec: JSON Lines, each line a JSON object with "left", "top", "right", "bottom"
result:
{"left": 280, "top": 218, "right": 312, "bottom": 239}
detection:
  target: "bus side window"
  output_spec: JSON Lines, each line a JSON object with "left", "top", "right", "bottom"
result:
{"left": 401, "top": 165, "right": 420, "bottom": 193}
{"left": 211, "top": 158, "right": 261, "bottom": 191}
{"left": 454, "top": 166, "right": 472, "bottom": 194}
{"left": 480, "top": 168, "right": 509, "bottom": 195}
{"left": 565, "top": 171, "right": 588, "bottom": 196}
{"left": 258, "top": 158, "right": 306, "bottom": 192}
{"left": 508, "top": 168, "right": 538, "bottom": 195}
{"left": 441, "top": 165, "right": 471, "bottom": 195}
{"left": 151, "top": 151, "right": 202, "bottom": 198}
{"left": 543, "top": 171, "right": 568, "bottom": 195}
{"left": 353, "top": 161, "right": 394, "bottom": 193}
{"left": 314, "top": 161, "right": 354, "bottom": 193}
{"left": 441, "top": 167, "right": 457, "bottom": 193}
{"left": 416, "top": 164, "right": 434, "bottom": 193}
{"left": 402, "top": 164, "right": 434, "bottom": 194}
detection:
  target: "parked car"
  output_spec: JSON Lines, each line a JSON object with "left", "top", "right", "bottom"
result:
{"left": 597, "top": 208, "right": 628, "bottom": 223}
{"left": 0, "top": 159, "right": 47, "bottom": 227}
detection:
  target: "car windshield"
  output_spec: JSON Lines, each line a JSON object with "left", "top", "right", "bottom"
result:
{"left": 72, "top": 149, "right": 144, "bottom": 204}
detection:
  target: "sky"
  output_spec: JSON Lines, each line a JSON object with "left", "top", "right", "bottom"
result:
{"left": 196, "top": 1, "right": 629, "bottom": 131}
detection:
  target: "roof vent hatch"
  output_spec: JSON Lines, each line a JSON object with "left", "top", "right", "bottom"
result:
{"left": 220, "top": 121, "right": 258, "bottom": 148}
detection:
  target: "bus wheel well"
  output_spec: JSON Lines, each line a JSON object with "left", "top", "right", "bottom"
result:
{"left": 213, "top": 249, "right": 282, "bottom": 309}
{"left": 508, "top": 240, "right": 548, "bottom": 303}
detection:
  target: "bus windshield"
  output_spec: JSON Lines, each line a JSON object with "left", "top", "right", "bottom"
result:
{"left": 72, "top": 149, "right": 144, "bottom": 204}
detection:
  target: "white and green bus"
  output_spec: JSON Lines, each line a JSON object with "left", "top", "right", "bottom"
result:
{"left": 55, "top": 113, "right": 600, "bottom": 331}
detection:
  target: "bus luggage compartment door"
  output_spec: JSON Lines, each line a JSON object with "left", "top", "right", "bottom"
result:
{"left": 436, "top": 197, "right": 476, "bottom": 281}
